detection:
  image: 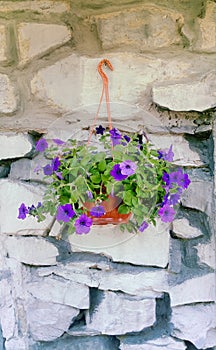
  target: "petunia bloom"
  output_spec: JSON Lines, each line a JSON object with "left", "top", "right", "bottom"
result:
{"left": 158, "top": 145, "right": 174, "bottom": 162}
{"left": 90, "top": 205, "right": 105, "bottom": 217}
{"left": 36, "top": 138, "right": 48, "bottom": 152}
{"left": 139, "top": 221, "right": 149, "bottom": 232}
{"left": 178, "top": 173, "right": 190, "bottom": 189}
{"left": 52, "top": 157, "right": 61, "bottom": 172}
{"left": 158, "top": 204, "right": 175, "bottom": 223}
{"left": 43, "top": 164, "right": 53, "bottom": 176}
{"left": 124, "top": 135, "right": 131, "bottom": 143}
{"left": 96, "top": 125, "right": 105, "bottom": 135}
{"left": 52, "top": 138, "right": 65, "bottom": 145}
{"left": 110, "top": 164, "right": 128, "bottom": 181}
{"left": 110, "top": 128, "right": 122, "bottom": 146}
{"left": 18, "top": 203, "right": 28, "bottom": 220}
{"left": 119, "top": 160, "right": 137, "bottom": 176}
{"left": 56, "top": 204, "right": 75, "bottom": 223}
{"left": 75, "top": 214, "right": 93, "bottom": 234}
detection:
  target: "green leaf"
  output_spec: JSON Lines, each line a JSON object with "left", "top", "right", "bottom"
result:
{"left": 98, "top": 159, "right": 107, "bottom": 172}
{"left": 123, "top": 191, "right": 133, "bottom": 206}
{"left": 118, "top": 204, "right": 131, "bottom": 214}
{"left": 90, "top": 174, "right": 101, "bottom": 184}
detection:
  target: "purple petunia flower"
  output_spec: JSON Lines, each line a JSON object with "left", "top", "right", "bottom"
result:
{"left": 55, "top": 171, "right": 63, "bottom": 180}
{"left": 110, "top": 164, "right": 128, "bottom": 181}
{"left": 158, "top": 145, "right": 174, "bottom": 162}
{"left": 139, "top": 221, "right": 149, "bottom": 232}
{"left": 43, "top": 164, "right": 53, "bottom": 176}
{"left": 52, "top": 157, "right": 60, "bottom": 172}
{"left": 75, "top": 214, "right": 93, "bottom": 234}
{"left": 169, "top": 188, "right": 182, "bottom": 205}
{"left": 161, "top": 193, "right": 169, "bottom": 206}
{"left": 96, "top": 125, "right": 105, "bottom": 135}
{"left": 36, "top": 138, "right": 48, "bottom": 152}
{"left": 119, "top": 160, "right": 137, "bottom": 176}
{"left": 178, "top": 173, "right": 191, "bottom": 189}
{"left": 124, "top": 135, "right": 131, "bottom": 143}
{"left": 56, "top": 204, "right": 75, "bottom": 223}
{"left": 18, "top": 203, "right": 28, "bottom": 220}
{"left": 162, "top": 172, "right": 170, "bottom": 186}
{"left": 110, "top": 128, "right": 122, "bottom": 146}
{"left": 86, "top": 190, "right": 93, "bottom": 200}
{"left": 169, "top": 169, "right": 184, "bottom": 187}
{"left": 158, "top": 204, "right": 175, "bottom": 223}
{"left": 52, "top": 138, "right": 65, "bottom": 145}
{"left": 90, "top": 205, "right": 105, "bottom": 217}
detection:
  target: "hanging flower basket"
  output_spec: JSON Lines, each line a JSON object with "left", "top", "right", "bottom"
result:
{"left": 18, "top": 59, "right": 190, "bottom": 235}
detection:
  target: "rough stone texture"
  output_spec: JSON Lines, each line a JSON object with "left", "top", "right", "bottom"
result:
{"left": 27, "top": 275, "right": 89, "bottom": 309}
{"left": 172, "top": 218, "right": 203, "bottom": 239}
{"left": 26, "top": 300, "right": 79, "bottom": 341}
{"left": 152, "top": 81, "right": 216, "bottom": 111}
{"left": 181, "top": 180, "right": 213, "bottom": 216}
{"left": 30, "top": 53, "right": 216, "bottom": 114}
{"left": 9, "top": 154, "right": 49, "bottom": 182}
{"left": 0, "top": 1, "right": 70, "bottom": 13}
{"left": 92, "top": 5, "right": 184, "bottom": 50}
{"left": 119, "top": 336, "right": 187, "bottom": 349}
{"left": 169, "top": 273, "right": 216, "bottom": 307}
{"left": 17, "top": 23, "right": 71, "bottom": 65}
{"left": 171, "top": 303, "right": 216, "bottom": 349}
{"left": 69, "top": 222, "right": 170, "bottom": 268}
{"left": 0, "top": 25, "right": 6, "bottom": 62}
{"left": 196, "top": 240, "right": 216, "bottom": 269}
{"left": 86, "top": 291, "right": 156, "bottom": 335}
{"left": 0, "top": 180, "right": 52, "bottom": 235}
{"left": 32, "top": 335, "right": 120, "bottom": 350}
{"left": 3, "top": 236, "right": 58, "bottom": 265}
{"left": 0, "top": 75, "right": 17, "bottom": 114}
{"left": 194, "top": 1, "right": 216, "bottom": 52}
{"left": 0, "top": 133, "right": 32, "bottom": 160}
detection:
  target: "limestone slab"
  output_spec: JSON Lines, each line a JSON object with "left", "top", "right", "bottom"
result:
{"left": 0, "top": 74, "right": 17, "bottom": 113}
{"left": 92, "top": 5, "right": 183, "bottom": 50}
{"left": 120, "top": 336, "right": 187, "bottom": 349}
{"left": 17, "top": 23, "right": 71, "bottom": 65}
{"left": 27, "top": 300, "right": 79, "bottom": 341}
{"left": 152, "top": 81, "right": 216, "bottom": 111}
{"left": 0, "top": 1, "right": 70, "bottom": 14}
{"left": 27, "top": 275, "right": 89, "bottom": 309}
{"left": 172, "top": 218, "right": 203, "bottom": 239}
{"left": 0, "top": 133, "right": 32, "bottom": 160}
{"left": 194, "top": 1, "right": 216, "bottom": 52}
{"left": 171, "top": 303, "right": 216, "bottom": 349}
{"left": 0, "top": 180, "right": 52, "bottom": 235}
{"left": 69, "top": 222, "right": 170, "bottom": 268}
{"left": 86, "top": 290, "right": 156, "bottom": 335}
{"left": 4, "top": 236, "right": 58, "bottom": 266}
{"left": 196, "top": 240, "right": 216, "bottom": 269}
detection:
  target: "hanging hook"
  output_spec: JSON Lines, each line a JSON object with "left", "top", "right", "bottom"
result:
{"left": 98, "top": 59, "right": 114, "bottom": 85}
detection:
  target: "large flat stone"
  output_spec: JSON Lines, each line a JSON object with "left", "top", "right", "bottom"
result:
{"left": 69, "top": 222, "right": 170, "bottom": 268}
{"left": 0, "top": 133, "right": 32, "bottom": 160}
{"left": 17, "top": 23, "right": 71, "bottom": 65}
{"left": 86, "top": 290, "right": 156, "bottom": 335}
{"left": 0, "top": 180, "right": 52, "bottom": 235}
{"left": 27, "top": 275, "right": 89, "bottom": 309}
{"left": 92, "top": 5, "right": 183, "bottom": 50}
{"left": 0, "top": 75, "right": 17, "bottom": 114}
{"left": 152, "top": 81, "right": 216, "bottom": 111}
{"left": 171, "top": 303, "right": 216, "bottom": 349}
{"left": 3, "top": 236, "right": 58, "bottom": 266}
{"left": 172, "top": 218, "right": 203, "bottom": 239}
{"left": 119, "top": 336, "right": 187, "bottom": 349}
{"left": 27, "top": 300, "right": 79, "bottom": 341}
{"left": 194, "top": 1, "right": 216, "bottom": 52}
{"left": 196, "top": 240, "right": 216, "bottom": 269}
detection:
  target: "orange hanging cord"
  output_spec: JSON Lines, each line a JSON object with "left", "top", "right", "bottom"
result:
{"left": 87, "top": 59, "right": 114, "bottom": 145}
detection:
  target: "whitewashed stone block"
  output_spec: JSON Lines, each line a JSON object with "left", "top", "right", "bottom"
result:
{"left": 0, "top": 1, "right": 70, "bottom": 13}
{"left": 0, "top": 74, "right": 17, "bottom": 113}
{"left": 27, "top": 275, "right": 89, "bottom": 309}
{"left": 0, "top": 180, "right": 52, "bottom": 235}
{"left": 172, "top": 218, "right": 203, "bottom": 239}
{"left": 27, "top": 300, "right": 79, "bottom": 341}
{"left": 171, "top": 303, "right": 216, "bottom": 349}
{"left": 69, "top": 222, "right": 169, "bottom": 268}
{"left": 0, "top": 25, "right": 7, "bottom": 61}
{"left": 86, "top": 291, "right": 156, "bottom": 335}
{"left": 152, "top": 81, "right": 216, "bottom": 111}
{"left": 92, "top": 5, "right": 183, "bottom": 50}
{"left": 0, "top": 133, "right": 32, "bottom": 160}
{"left": 3, "top": 236, "right": 58, "bottom": 266}
{"left": 196, "top": 240, "right": 216, "bottom": 269}
{"left": 17, "top": 23, "right": 71, "bottom": 65}
{"left": 120, "top": 336, "right": 187, "bottom": 349}
{"left": 169, "top": 273, "right": 216, "bottom": 307}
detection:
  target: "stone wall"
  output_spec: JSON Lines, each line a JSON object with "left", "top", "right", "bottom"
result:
{"left": 0, "top": 1, "right": 216, "bottom": 349}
